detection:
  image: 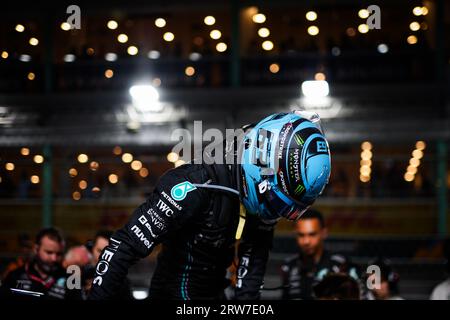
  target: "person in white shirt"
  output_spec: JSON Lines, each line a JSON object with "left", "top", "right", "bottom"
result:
{"left": 430, "top": 251, "right": 450, "bottom": 300}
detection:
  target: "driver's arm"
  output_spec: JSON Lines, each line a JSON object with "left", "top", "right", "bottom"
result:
{"left": 89, "top": 166, "right": 208, "bottom": 300}
{"left": 234, "top": 215, "right": 276, "bottom": 300}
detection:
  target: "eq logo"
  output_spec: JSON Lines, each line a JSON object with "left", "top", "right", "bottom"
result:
{"left": 317, "top": 140, "right": 328, "bottom": 152}
{"left": 171, "top": 181, "right": 196, "bottom": 201}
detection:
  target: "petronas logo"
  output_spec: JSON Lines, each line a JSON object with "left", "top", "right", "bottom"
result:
{"left": 294, "top": 184, "right": 305, "bottom": 195}
{"left": 171, "top": 181, "right": 197, "bottom": 201}
{"left": 294, "top": 134, "right": 304, "bottom": 146}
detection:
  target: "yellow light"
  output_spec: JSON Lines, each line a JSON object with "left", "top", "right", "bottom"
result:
{"left": 139, "top": 167, "right": 149, "bottom": 178}
{"left": 27, "top": 72, "right": 35, "bottom": 81}
{"left": 90, "top": 161, "right": 99, "bottom": 171}
{"left": 269, "top": 63, "right": 280, "bottom": 74}
{"left": 412, "top": 149, "right": 424, "bottom": 160}
{"left": 360, "top": 174, "right": 370, "bottom": 183}
{"left": 409, "top": 158, "right": 421, "bottom": 167}
{"left": 2, "top": 51, "right": 9, "bottom": 59}
{"left": 72, "top": 191, "right": 81, "bottom": 201}
{"left": 216, "top": 42, "right": 227, "bottom": 52}
{"left": 155, "top": 18, "right": 166, "bottom": 28}
{"left": 30, "top": 175, "right": 39, "bottom": 184}
{"left": 360, "top": 160, "right": 372, "bottom": 166}
{"left": 34, "top": 155, "right": 44, "bottom": 164}
{"left": 60, "top": 22, "right": 71, "bottom": 31}
{"left": 104, "top": 69, "right": 114, "bottom": 78}
{"left": 314, "top": 72, "right": 326, "bottom": 81}
{"left": 210, "top": 30, "right": 222, "bottom": 40}
{"left": 204, "top": 16, "right": 216, "bottom": 26}
{"left": 416, "top": 141, "right": 426, "bottom": 151}
{"left": 163, "top": 32, "right": 175, "bottom": 42}
{"left": 421, "top": 7, "right": 428, "bottom": 16}
{"left": 407, "top": 35, "right": 418, "bottom": 45}
{"left": 21, "top": 147, "right": 30, "bottom": 156}
{"left": 407, "top": 165, "right": 418, "bottom": 175}
{"left": 247, "top": 6, "right": 258, "bottom": 17}
{"left": 175, "top": 159, "right": 186, "bottom": 168}
{"left": 108, "top": 174, "right": 118, "bottom": 184}
{"left": 122, "top": 153, "right": 133, "bottom": 163}
{"left": 127, "top": 46, "right": 138, "bottom": 56}
{"left": 413, "top": 7, "right": 423, "bottom": 16}
{"left": 117, "top": 34, "right": 128, "bottom": 43}
{"left": 167, "top": 152, "right": 179, "bottom": 163}
{"left": 113, "top": 146, "right": 122, "bottom": 155}
{"left": 361, "top": 150, "right": 372, "bottom": 160}
{"left": 77, "top": 154, "right": 88, "bottom": 163}
{"left": 307, "top": 26, "right": 319, "bottom": 36}
{"left": 29, "top": 38, "right": 39, "bottom": 46}
{"left": 358, "top": 24, "right": 369, "bottom": 34}
{"left": 92, "top": 187, "right": 100, "bottom": 193}
{"left": 258, "top": 27, "right": 270, "bottom": 38}
{"left": 15, "top": 24, "right": 25, "bottom": 32}
{"left": 252, "top": 13, "right": 266, "bottom": 24}
{"left": 5, "top": 163, "right": 15, "bottom": 171}
{"left": 409, "top": 21, "right": 420, "bottom": 32}
{"left": 69, "top": 168, "right": 78, "bottom": 177}
{"left": 361, "top": 141, "right": 372, "bottom": 150}
{"left": 404, "top": 172, "right": 415, "bottom": 182}
{"left": 360, "top": 165, "right": 371, "bottom": 176}
{"left": 185, "top": 66, "right": 195, "bottom": 76}
{"left": 107, "top": 20, "right": 118, "bottom": 30}
{"left": 358, "top": 9, "right": 370, "bottom": 19}
{"left": 262, "top": 40, "right": 274, "bottom": 51}
{"left": 305, "top": 11, "right": 317, "bottom": 21}
{"left": 131, "top": 160, "right": 143, "bottom": 171}
{"left": 79, "top": 180, "right": 87, "bottom": 190}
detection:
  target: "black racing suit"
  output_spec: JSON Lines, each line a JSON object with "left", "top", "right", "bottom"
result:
{"left": 280, "top": 250, "right": 361, "bottom": 300}
{"left": 89, "top": 163, "right": 276, "bottom": 300}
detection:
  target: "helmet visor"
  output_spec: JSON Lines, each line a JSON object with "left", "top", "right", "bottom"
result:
{"left": 262, "top": 181, "right": 311, "bottom": 221}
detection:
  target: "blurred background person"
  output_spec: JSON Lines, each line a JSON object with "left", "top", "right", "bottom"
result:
{"left": 89, "top": 230, "right": 113, "bottom": 265}
{"left": 313, "top": 273, "right": 360, "bottom": 300}
{"left": 0, "top": 227, "right": 80, "bottom": 299}
{"left": 280, "top": 209, "right": 360, "bottom": 299}
{"left": 1, "top": 233, "right": 33, "bottom": 279}
{"left": 430, "top": 253, "right": 450, "bottom": 300}
{"left": 62, "top": 245, "right": 91, "bottom": 269}
{"left": 366, "top": 258, "right": 404, "bottom": 300}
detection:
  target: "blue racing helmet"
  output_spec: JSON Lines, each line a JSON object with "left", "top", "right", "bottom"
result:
{"left": 238, "top": 111, "right": 331, "bottom": 221}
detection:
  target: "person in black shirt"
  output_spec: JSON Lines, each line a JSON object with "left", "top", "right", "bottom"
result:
{"left": 281, "top": 209, "right": 359, "bottom": 299}
{"left": 0, "top": 227, "right": 80, "bottom": 300}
